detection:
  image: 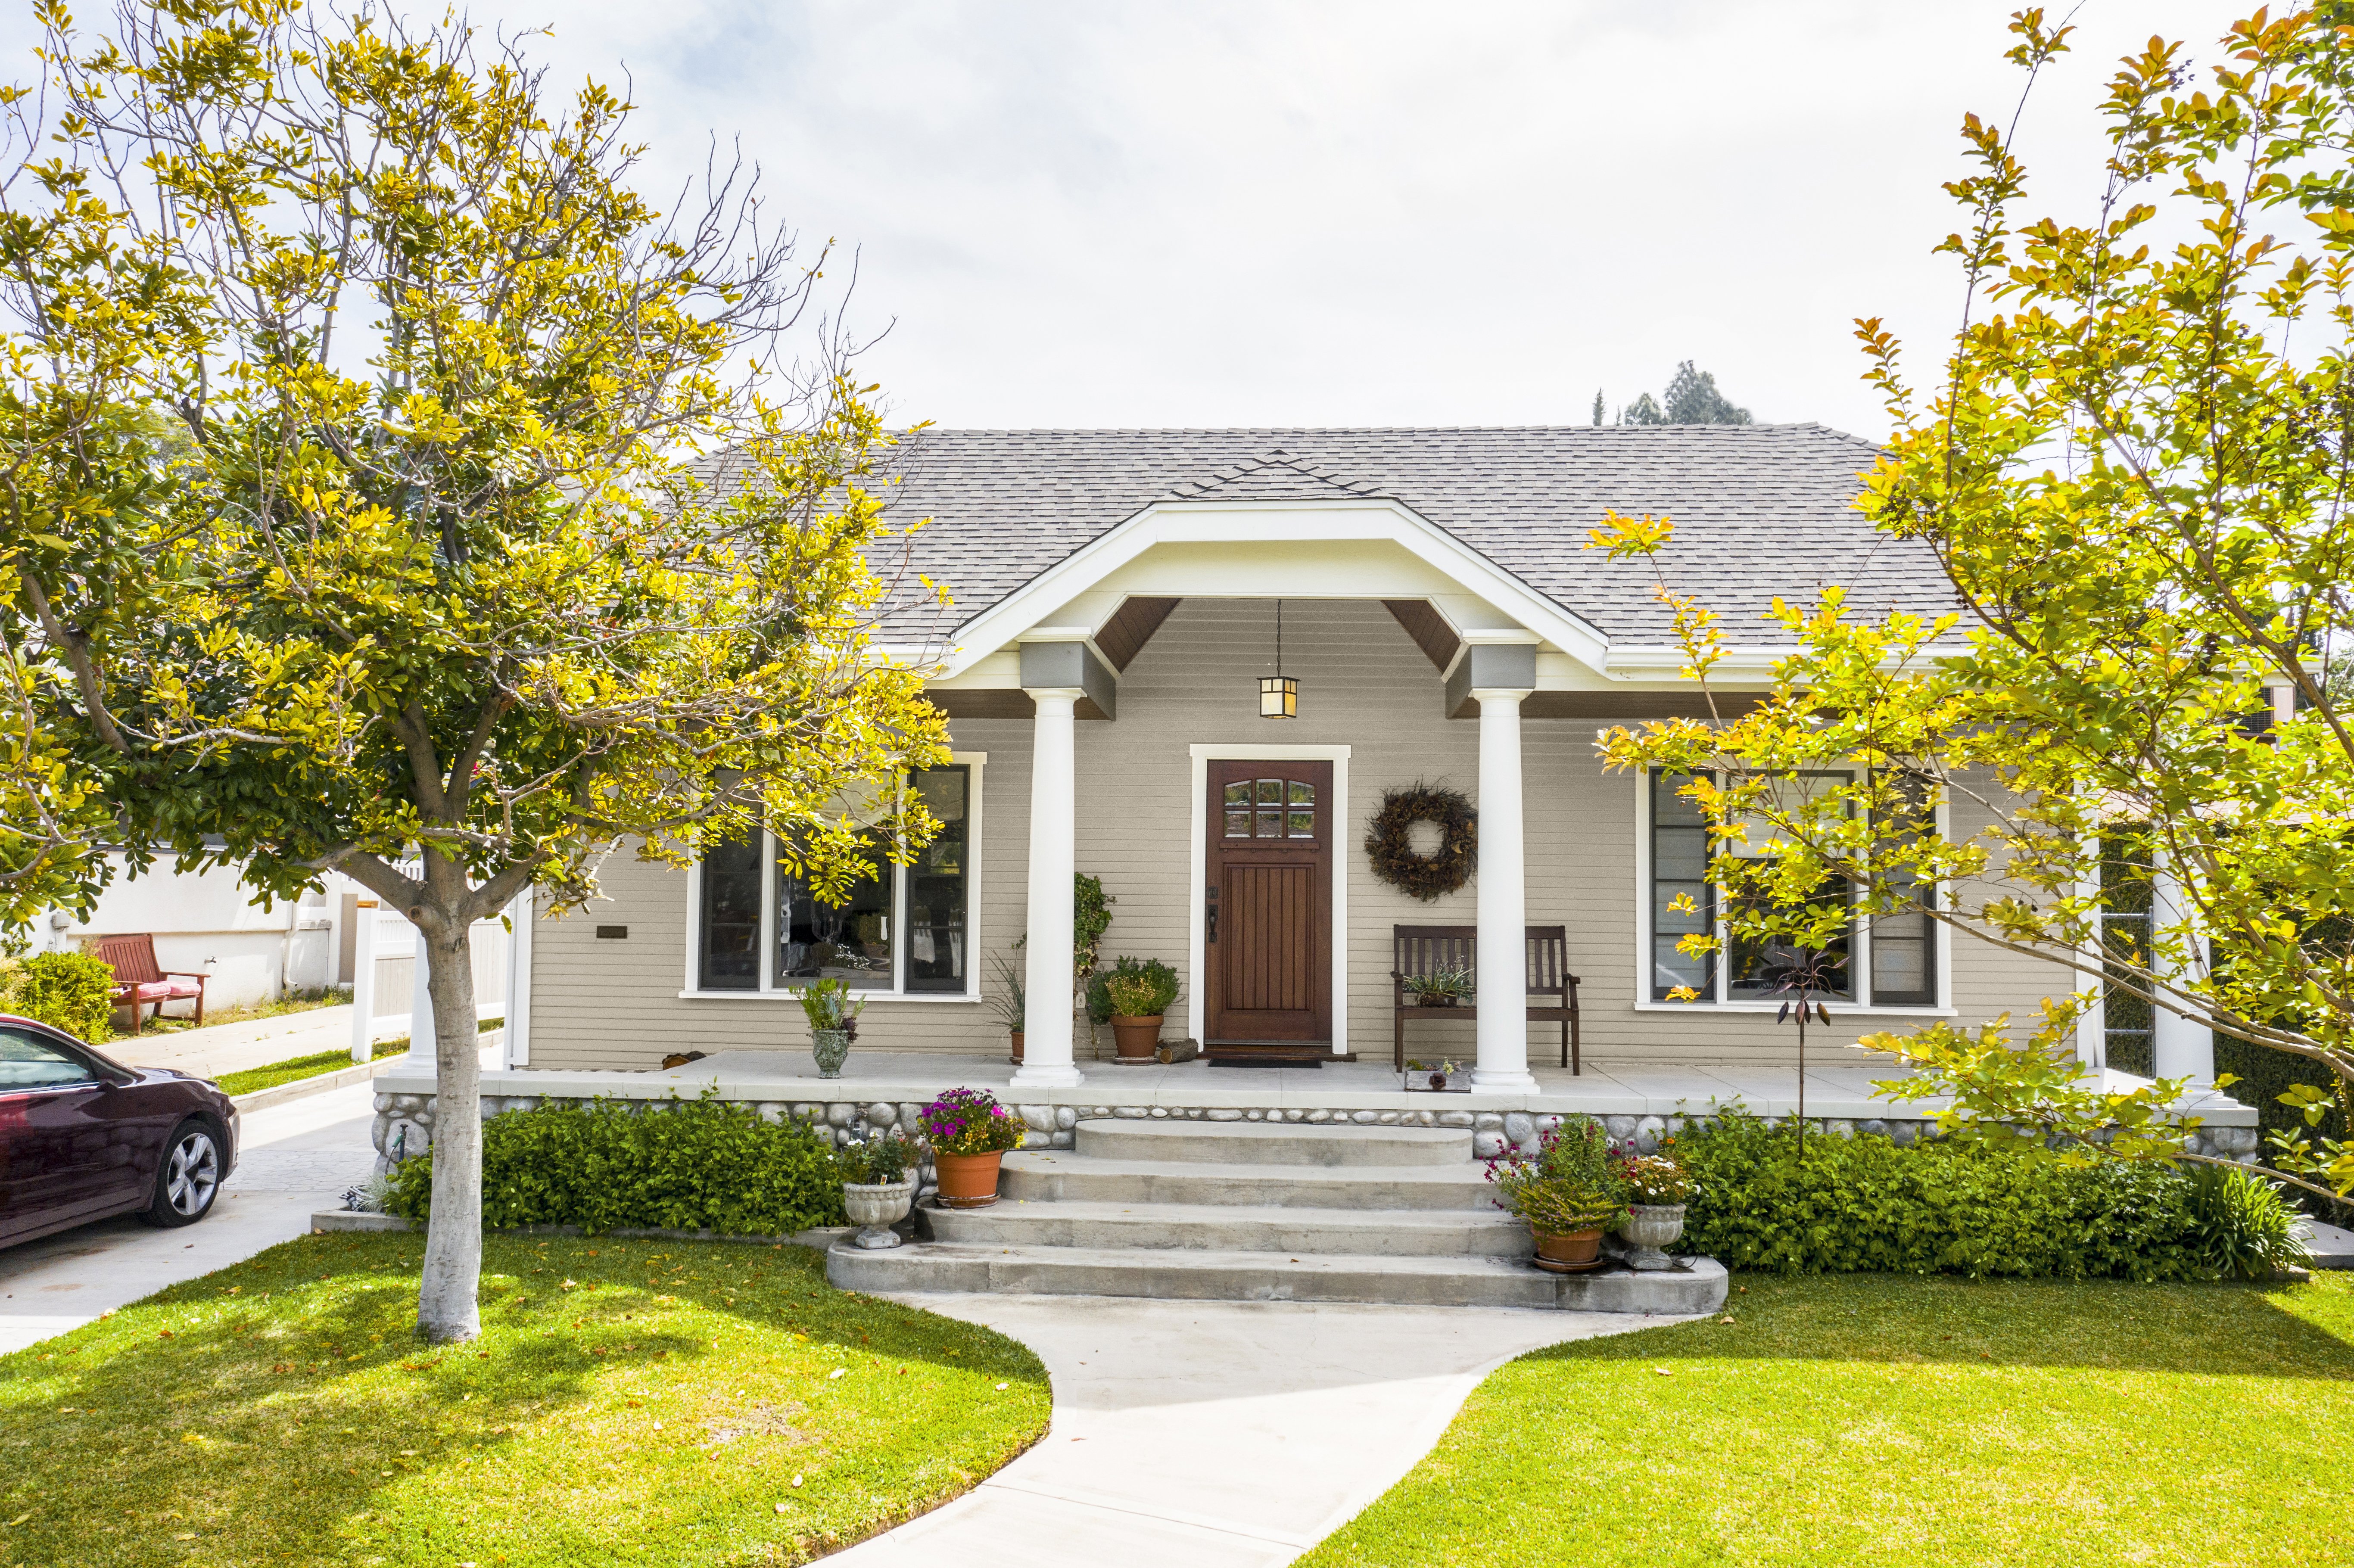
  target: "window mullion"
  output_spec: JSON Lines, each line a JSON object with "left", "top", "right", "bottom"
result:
{"left": 759, "top": 829, "right": 777, "bottom": 992}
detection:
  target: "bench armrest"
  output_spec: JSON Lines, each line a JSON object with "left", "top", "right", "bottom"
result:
{"left": 161, "top": 971, "right": 209, "bottom": 984}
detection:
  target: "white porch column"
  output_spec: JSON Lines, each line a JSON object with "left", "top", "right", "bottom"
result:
{"left": 1013, "top": 688, "right": 1085, "bottom": 1088}
{"left": 1472, "top": 689, "right": 1535, "bottom": 1090}
{"left": 2151, "top": 863, "right": 2214, "bottom": 1083}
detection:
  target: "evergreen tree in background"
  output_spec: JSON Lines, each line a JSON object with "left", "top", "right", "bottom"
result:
{"left": 1663, "top": 360, "right": 1753, "bottom": 423}
{"left": 1594, "top": 362, "right": 1754, "bottom": 425}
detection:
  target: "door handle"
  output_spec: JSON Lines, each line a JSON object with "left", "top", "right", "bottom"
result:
{"left": 1206, "top": 889, "right": 1219, "bottom": 945}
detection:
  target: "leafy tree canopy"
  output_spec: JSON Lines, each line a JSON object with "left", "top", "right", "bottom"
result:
{"left": 1600, "top": 362, "right": 1753, "bottom": 426}
{"left": 1594, "top": 8, "right": 2354, "bottom": 1207}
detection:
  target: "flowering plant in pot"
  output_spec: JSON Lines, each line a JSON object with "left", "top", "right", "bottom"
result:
{"left": 797, "top": 977, "right": 866, "bottom": 1079}
{"left": 1607, "top": 1136, "right": 1694, "bottom": 1271}
{"left": 1484, "top": 1115, "right": 1628, "bottom": 1272}
{"left": 1101, "top": 958, "right": 1180, "bottom": 1063}
{"left": 1402, "top": 968, "right": 1473, "bottom": 1007}
{"left": 916, "top": 1087, "right": 1027, "bottom": 1208}
{"left": 834, "top": 1129, "right": 916, "bottom": 1250}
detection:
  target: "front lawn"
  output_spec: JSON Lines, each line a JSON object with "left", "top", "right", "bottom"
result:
{"left": 0, "top": 1233, "right": 1048, "bottom": 1566}
{"left": 1302, "top": 1272, "right": 2354, "bottom": 1568}
{"left": 216, "top": 1039, "right": 410, "bottom": 1097}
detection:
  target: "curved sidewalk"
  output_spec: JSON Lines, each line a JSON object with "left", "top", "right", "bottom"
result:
{"left": 836, "top": 1293, "right": 1693, "bottom": 1567}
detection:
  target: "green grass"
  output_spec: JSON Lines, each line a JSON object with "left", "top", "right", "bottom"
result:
{"left": 215, "top": 1039, "right": 410, "bottom": 1098}
{"left": 1302, "top": 1272, "right": 2354, "bottom": 1568}
{"left": 133, "top": 986, "right": 347, "bottom": 1040}
{"left": 0, "top": 1233, "right": 1048, "bottom": 1566}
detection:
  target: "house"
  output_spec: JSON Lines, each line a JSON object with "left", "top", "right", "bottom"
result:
{"left": 499, "top": 423, "right": 2057, "bottom": 1080}
{"left": 372, "top": 422, "right": 2263, "bottom": 1312}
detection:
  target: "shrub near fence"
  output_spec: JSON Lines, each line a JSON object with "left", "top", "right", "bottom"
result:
{"left": 386, "top": 1093, "right": 846, "bottom": 1235}
{"left": 1675, "top": 1110, "right": 2300, "bottom": 1282}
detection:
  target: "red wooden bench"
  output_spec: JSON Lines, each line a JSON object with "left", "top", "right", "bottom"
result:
{"left": 88, "top": 933, "right": 207, "bottom": 1034}
{"left": 1392, "top": 924, "right": 1581, "bottom": 1075}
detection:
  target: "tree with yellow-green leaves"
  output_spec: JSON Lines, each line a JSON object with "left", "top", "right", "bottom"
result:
{"left": 2, "top": 0, "right": 947, "bottom": 1341}
{"left": 1596, "top": 8, "right": 2353, "bottom": 1209}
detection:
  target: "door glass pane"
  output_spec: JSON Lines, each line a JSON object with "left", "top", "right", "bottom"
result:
{"left": 778, "top": 833, "right": 895, "bottom": 989}
{"left": 1225, "top": 810, "right": 1253, "bottom": 838}
{"left": 906, "top": 765, "right": 969, "bottom": 993}
{"left": 697, "top": 834, "right": 763, "bottom": 990}
{"left": 1224, "top": 782, "right": 1250, "bottom": 807}
{"left": 1256, "top": 778, "right": 1282, "bottom": 804}
{"left": 1650, "top": 771, "right": 1717, "bottom": 1001}
{"left": 1256, "top": 809, "right": 1284, "bottom": 837}
{"left": 1288, "top": 781, "right": 1315, "bottom": 805}
{"left": 1288, "top": 810, "right": 1315, "bottom": 838}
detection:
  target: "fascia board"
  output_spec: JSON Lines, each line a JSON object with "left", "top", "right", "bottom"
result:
{"left": 934, "top": 498, "right": 1611, "bottom": 678}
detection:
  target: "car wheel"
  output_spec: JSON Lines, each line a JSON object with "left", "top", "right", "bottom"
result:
{"left": 142, "top": 1119, "right": 224, "bottom": 1227}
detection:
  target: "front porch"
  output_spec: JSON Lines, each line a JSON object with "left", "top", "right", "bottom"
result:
{"left": 371, "top": 1050, "right": 2261, "bottom": 1169}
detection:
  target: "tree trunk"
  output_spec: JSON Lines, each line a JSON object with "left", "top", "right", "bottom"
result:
{"left": 416, "top": 907, "right": 482, "bottom": 1344}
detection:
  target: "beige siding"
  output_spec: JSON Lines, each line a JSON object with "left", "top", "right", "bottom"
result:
{"left": 524, "top": 598, "right": 2063, "bottom": 1070}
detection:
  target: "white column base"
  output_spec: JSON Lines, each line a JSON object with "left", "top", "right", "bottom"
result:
{"left": 1469, "top": 1067, "right": 1539, "bottom": 1092}
{"left": 1009, "top": 1063, "right": 1087, "bottom": 1089}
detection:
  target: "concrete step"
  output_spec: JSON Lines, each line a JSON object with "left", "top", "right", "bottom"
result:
{"left": 921, "top": 1197, "right": 1533, "bottom": 1257}
{"left": 1074, "top": 1118, "right": 1473, "bottom": 1168}
{"left": 1000, "top": 1151, "right": 1500, "bottom": 1211}
{"left": 829, "top": 1234, "right": 1729, "bottom": 1314}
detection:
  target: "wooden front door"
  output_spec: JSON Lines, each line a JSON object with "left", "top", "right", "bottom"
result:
{"left": 1205, "top": 759, "right": 1333, "bottom": 1044}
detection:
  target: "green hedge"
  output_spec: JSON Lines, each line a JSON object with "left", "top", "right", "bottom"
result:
{"left": 1678, "top": 1112, "right": 2271, "bottom": 1281}
{"left": 3, "top": 951, "right": 118, "bottom": 1042}
{"left": 2212, "top": 1032, "right": 2350, "bottom": 1224}
{"left": 386, "top": 1093, "right": 846, "bottom": 1235}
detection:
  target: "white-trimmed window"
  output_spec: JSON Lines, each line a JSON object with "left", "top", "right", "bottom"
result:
{"left": 1644, "top": 768, "right": 1941, "bottom": 1010}
{"left": 689, "top": 756, "right": 983, "bottom": 999}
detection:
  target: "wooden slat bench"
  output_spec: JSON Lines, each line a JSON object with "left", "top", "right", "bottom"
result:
{"left": 88, "top": 933, "right": 208, "bottom": 1035}
{"left": 1392, "top": 924, "right": 1580, "bottom": 1075}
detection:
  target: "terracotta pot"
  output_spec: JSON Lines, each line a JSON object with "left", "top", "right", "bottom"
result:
{"left": 1109, "top": 1014, "right": 1164, "bottom": 1062}
{"left": 1529, "top": 1227, "right": 1608, "bottom": 1273}
{"left": 933, "top": 1151, "right": 1004, "bottom": 1209}
{"left": 1616, "top": 1203, "right": 1687, "bottom": 1271}
{"left": 1009, "top": 1030, "right": 1024, "bottom": 1065}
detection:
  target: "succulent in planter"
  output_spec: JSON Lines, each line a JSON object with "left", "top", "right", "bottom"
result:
{"left": 1484, "top": 1115, "right": 1629, "bottom": 1272}
{"left": 1402, "top": 968, "right": 1473, "bottom": 1007}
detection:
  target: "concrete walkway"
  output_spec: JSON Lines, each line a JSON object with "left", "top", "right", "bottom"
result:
{"left": 834, "top": 1293, "right": 1692, "bottom": 1566}
{"left": 0, "top": 1077, "right": 380, "bottom": 1354}
{"left": 108, "top": 1002, "right": 504, "bottom": 1082}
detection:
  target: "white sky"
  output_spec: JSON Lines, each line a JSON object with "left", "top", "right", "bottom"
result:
{"left": 9, "top": 1, "right": 2257, "bottom": 440}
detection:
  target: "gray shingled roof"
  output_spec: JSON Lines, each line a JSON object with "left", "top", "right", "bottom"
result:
{"left": 692, "top": 424, "right": 1959, "bottom": 651}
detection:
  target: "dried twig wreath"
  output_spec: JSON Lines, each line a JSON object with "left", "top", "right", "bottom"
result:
{"left": 1364, "top": 781, "right": 1477, "bottom": 901}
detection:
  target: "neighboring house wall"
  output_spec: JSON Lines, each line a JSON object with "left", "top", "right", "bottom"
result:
{"left": 523, "top": 599, "right": 2068, "bottom": 1070}
{"left": 31, "top": 852, "right": 343, "bottom": 1011}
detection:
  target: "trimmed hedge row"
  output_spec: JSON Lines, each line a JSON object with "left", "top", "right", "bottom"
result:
{"left": 2212, "top": 1032, "right": 2350, "bottom": 1225}
{"left": 386, "top": 1093, "right": 846, "bottom": 1235}
{"left": 1676, "top": 1112, "right": 2288, "bottom": 1281}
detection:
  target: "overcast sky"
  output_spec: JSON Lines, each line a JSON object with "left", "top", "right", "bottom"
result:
{"left": 11, "top": 1, "right": 2255, "bottom": 439}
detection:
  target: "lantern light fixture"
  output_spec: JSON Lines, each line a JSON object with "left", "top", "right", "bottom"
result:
{"left": 1259, "top": 598, "right": 1298, "bottom": 718}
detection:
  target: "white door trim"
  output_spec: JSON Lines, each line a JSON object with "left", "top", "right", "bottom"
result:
{"left": 1187, "top": 744, "right": 1352, "bottom": 1054}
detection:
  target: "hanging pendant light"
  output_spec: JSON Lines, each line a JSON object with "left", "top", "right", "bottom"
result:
{"left": 1259, "top": 597, "right": 1298, "bottom": 718}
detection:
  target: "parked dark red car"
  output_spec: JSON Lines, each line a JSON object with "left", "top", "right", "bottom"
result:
{"left": 0, "top": 1013, "right": 238, "bottom": 1249}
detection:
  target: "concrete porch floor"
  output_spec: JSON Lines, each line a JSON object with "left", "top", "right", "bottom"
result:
{"left": 386, "top": 1048, "right": 2258, "bottom": 1128}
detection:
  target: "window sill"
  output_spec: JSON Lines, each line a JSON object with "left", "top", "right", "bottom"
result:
{"left": 1630, "top": 1001, "right": 1956, "bottom": 1017}
{"left": 676, "top": 989, "right": 981, "bottom": 1005}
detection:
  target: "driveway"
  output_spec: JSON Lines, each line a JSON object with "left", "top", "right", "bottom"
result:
{"left": 0, "top": 1077, "right": 379, "bottom": 1355}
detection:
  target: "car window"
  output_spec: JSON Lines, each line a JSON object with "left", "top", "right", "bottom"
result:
{"left": 0, "top": 1027, "right": 99, "bottom": 1090}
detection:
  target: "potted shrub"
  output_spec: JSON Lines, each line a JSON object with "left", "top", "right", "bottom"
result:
{"left": 1100, "top": 957, "right": 1180, "bottom": 1064}
{"left": 1485, "top": 1115, "right": 1628, "bottom": 1272}
{"left": 986, "top": 947, "right": 1026, "bottom": 1064}
{"left": 917, "top": 1087, "right": 1026, "bottom": 1208}
{"left": 835, "top": 1129, "right": 917, "bottom": 1250}
{"left": 1609, "top": 1136, "right": 1694, "bottom": 1270}
{"left": 1402, "top": 967, "right": 1472, "bottom": 1007}
{"left": 797, "top": 977, "right": 865, "bottom": 1078}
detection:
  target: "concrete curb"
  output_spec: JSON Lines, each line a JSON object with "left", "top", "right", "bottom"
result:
{"left": 308, "top": 1211, "right": 854, "bottom": 1251}
{"left": 231, "top": 1058, "right": 400, "bottom": 1114}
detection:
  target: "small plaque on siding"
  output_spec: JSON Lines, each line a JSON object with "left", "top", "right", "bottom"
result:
{"left": 595, "top": 924, "right": 629, "bottom": 940}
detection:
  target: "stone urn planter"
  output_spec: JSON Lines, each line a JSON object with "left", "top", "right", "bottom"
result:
{"left": 1529, "top": 1227, "right": 1608, "bottom": 1274}
{"left": 932, "top": 1151, "right": 1005, "bottom": 1208}
{"left": 1617, "top": 1203, "right": 1687, "bottom": 1271}
{"left": 810, "top": 1027, "right": 851, "bottom": 1079}
{"left": 1109, "top": 1014, "right": 1163, "bottom": 1063}
{"left": 843, "top": 1177, "right": 915, "bottom": 1249}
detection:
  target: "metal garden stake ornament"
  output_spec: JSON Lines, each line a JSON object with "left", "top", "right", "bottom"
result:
{"left": 1766, "top": 948, "right": 1847, "bottom": 1161}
